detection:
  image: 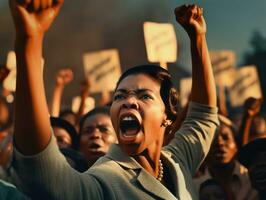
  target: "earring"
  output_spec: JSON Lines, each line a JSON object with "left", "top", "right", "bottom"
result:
{"left": 162, "top": 120, "right": 171, "bottom": 127}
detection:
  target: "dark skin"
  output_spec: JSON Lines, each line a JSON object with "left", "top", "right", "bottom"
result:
{"left": 10, "top": 0, "right": 64, "bottom": 155}
{"left": 79, "top": 113, "right": 117, "bottom": 166}
{"left": 50, "top": 68, "right": 73, "bottom": 117}
{"left": 111, "top": 4, "right": 216, "bottom": 187}
{"left": 11, "top": 1, "right": 216, "bottom": 194}
{"left": 207, "top": 124, "right": 238, "bottom": 200}
{"left": 238, "top": 97, "right": 263, "bottom": 146}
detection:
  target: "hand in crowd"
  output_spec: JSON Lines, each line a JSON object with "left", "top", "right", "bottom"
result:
{"left": 175, "top": 4, "right": 206, "bottom": 37}
{"left": 244, "top": 97, "right": 263, "bottom": 117}
{"left": 55, "top": 68, "right": 74, "bottom": 87}
{"left": 9, "top": 0, "right": 64, "bottom": 37}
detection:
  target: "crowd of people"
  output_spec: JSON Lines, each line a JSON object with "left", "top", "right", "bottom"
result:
{"left": 0, "top": 0, "right": 265, "bottom": 199}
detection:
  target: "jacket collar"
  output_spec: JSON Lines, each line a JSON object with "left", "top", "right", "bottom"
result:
{"left": 106, "top": 144, "right": 178, "bottom": 200}
{"left": 106, "top": 144, "right": 142, "bottom": 170}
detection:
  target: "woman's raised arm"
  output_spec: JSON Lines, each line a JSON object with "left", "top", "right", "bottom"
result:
{"left": 10, "top": 0, "right": 64, "bottom": 155}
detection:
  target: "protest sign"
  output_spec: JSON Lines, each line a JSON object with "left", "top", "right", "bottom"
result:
{"left": 72, "top": 96, "right": 95, "bottom": 114}
{"left": 3, "top": 51, "right": 45, "bottom": 92}
{"left": 179, "top": 77, "right": 192, "bottom": 107}
{"left": 143, "top": 22, "right": 177, "bottom": 68}
{"left": 3, "top": 51, "right": 17, "bottom": 92}
{"left": 210, "top": 50, "right": 236, "bottom": 87}
{"left": 83, "top": 49, "right": 121, "bottom": 93}
{"left": 229, "top": 65, "right": 262, "bottom": 107}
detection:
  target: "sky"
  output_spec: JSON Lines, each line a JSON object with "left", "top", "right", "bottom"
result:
{"left": 1, "top": 0, "right": 266, "bottom": 67}
{"left": 171, "top": 0, "right": 266, "bottom": 66}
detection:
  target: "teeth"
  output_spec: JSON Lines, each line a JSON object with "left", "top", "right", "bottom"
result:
{"left": 122, "top": 116, "right": 135, "bottom": 121}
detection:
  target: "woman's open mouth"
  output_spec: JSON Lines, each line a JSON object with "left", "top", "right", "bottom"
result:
{"left": 119, "top": 114, "right": 141, "bottom": 142}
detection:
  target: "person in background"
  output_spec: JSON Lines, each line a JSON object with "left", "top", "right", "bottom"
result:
{"left": 50, "top": 116, "right": 79, "bottom": 150}
{"left": 59, "top": 109, "right": 77, "bottom": 128}
{"left": 79, "top": 106, "right": 117, "bottom": 167}
{"left": 238, "top": 138, "right": 266, "bottom": 200}
{"left": 0, "top": 97, "right": 12, "bottom": 132}
{"left": 199, "top": 179, "right": 226, "bottom": 200}
{"left": 237, "top": 97, "right": 265, "bottom": 147}
{"left": 60, "top": 147, "right": 88, "bottom": 172}
{"left": 194, "top": 115, "right": 258, "bottom": 200}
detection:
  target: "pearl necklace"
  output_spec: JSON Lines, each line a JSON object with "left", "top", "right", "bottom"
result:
{"left": 157, "top": 159, "right": 164, "bottom": 181}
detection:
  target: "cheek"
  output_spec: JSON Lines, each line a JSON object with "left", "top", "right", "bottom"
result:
{"left": 103, "top": 134, "right": 117, "bottom": 145}
{"left": 227, "top": 141, "right": 237, "bottom": 151}
{"left": 79, "top": 135, "right": 89, "bottom": 146}
{"left": 146, "top": 107, "right": 166, "bottom": 129}
{"left": 110, "top": 105, "right": 119, "bottom": 132}
{"left": 226, "top": 142, "right": 237, "bottom": 158}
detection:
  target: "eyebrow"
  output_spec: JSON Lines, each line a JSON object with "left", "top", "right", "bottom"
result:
{"left": 115, "top": 88, "right": 154, "bottom": 94}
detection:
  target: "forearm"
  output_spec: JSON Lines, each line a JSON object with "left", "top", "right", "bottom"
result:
{"left": 190, "top": 35, "right": 216, "bottom": 107}
{"left": 14, "top": 35, "right": 51, "bottom": 155}
{"left": 13, "top": 134, "right": 83, "bottom": 199}
{"left": 239, "top": 114, "right": 253, "bottom": 146}
{"left": 50, "top": 85, "right": 64, "bottom": 117}
{"left": 76, "top": 89, "right": 89, "bottom": 125}
{"left": 218, "top": 85, "right": 228, "bottom": 116}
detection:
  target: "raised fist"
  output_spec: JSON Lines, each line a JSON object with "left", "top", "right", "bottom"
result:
{"left": 55, "top": 68, "right": 73, "bottom": 87}
{"left": 9, "top": 0, "right": 64, "bottom": 37}
{"left": 244, "top": 97, "right": 263, "bottom": 117}
{"left": 175, "top": 4, "right": 206, "bottom": 37}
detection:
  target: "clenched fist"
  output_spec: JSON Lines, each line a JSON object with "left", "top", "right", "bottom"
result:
{"left": 9, "top": 0, "right": 64, "bottom": 37}
{"left": 55, "top": 68, "right": 73, "bottom": 87}
{"left": 175, "top": 4, "right": 206, "bottom": 37}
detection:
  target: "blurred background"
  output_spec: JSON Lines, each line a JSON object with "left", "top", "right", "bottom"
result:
{"left": 0, "top": 0, "right": 266, "bottom": 112}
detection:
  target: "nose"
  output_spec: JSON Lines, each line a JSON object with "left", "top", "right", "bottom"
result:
{"left": 122, "top": 96, "right": 139, "bottom": 109}
{"left": 89, "top": 129, "right": 102, "bottom": 139}
{"left": 216, "top": 135, "right": 225, "bottom": 146}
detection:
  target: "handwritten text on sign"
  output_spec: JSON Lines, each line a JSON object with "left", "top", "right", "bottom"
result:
{"left": 210, "top": 50, "right": 236, "bottom": 87}
{"left": 83, "top": 49, "right": 121, "bottom": 93}
{"left": 229, "top": 66, "right": 262, "bottom": 107}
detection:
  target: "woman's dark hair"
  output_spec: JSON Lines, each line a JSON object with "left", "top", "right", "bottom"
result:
{"left": 79, "top": 106, "right": 110, "bottom": 133}
{"left": 115, "top": 65, "right": 179, "bottom": 122}
{"left": 50, "top": 117, "right": 79, "bottom": 150}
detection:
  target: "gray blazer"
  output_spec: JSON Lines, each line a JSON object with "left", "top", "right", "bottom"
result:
{"left": 14, "top": 102, "right": 219, "bottom": 200}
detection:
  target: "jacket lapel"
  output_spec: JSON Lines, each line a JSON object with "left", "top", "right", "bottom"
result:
{"left": 106, "top": 145, "right": 179, "bottom": 199}
{"left": 136, "top": 168, "right": 177, "bottom": 200}
{"left": 161, "top": 150, "right": 193, "bottom": 200}
{"left": 161, "top": 151, "right": 179, "bottom": 197}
